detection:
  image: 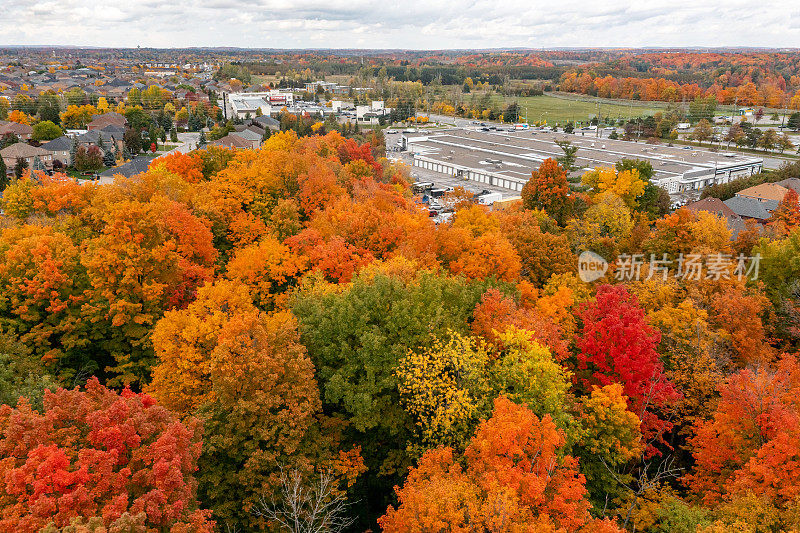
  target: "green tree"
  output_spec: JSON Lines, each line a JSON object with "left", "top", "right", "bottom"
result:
{"left": 123, "top": 127, "right": 142, "bottom": 155}
{"left": 555, "top": 139, "right": 579, "bottom": 171}
{"left": 124, "top": 107, "right": 151, "bottom": 130}
{"left": 688, "top": 95, "right": 717, "bottom": 123}
{"left": 0, "top": 157, "right": 7, "bottom": 191}
{"left": 503, "top": 102, "right": 520, "bottom": 123}
{"left": 103, "top": 146, "right": 116, "bottom": 167}
{"left": 13, "top": 157, "right": 28, "bottom": 178}
{"left": 615, "top": 159, "right": 669, "bottom": 217}
{"left": 0, "top": 331, "right": 59, "bottom": 410}
{"left": 788, "top": 112, "right": 800, "bottom": 131}
{"left": 36, "top": 92, "right": 61, "bottom": 124}
{"left": 31, "top": 120, "right": 62, "bottom": 141}
{"left": 291, "top": 270, "right": 498, "bottom": 518}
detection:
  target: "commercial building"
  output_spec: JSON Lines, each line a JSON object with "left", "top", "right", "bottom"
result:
{"left": 402, "top": 128, "right": 764, "bottom": 202}
{"left": 224, "top": 91, "right": 295, "bottom": 119}
{"left": 356, "top": 101, "right": 391, "bottom": 124}
{"left": 303, "top": 81, "right": 369, "bottom": 96}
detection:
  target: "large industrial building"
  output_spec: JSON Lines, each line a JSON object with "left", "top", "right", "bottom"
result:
{"left": 224, "top": 91, "right": 296, "bottom": 119}
{"left": 402, "top": 128, "right": 763, "bottom": 202}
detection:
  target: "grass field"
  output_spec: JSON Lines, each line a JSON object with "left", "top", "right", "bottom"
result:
{"left": 496, "top": 93, "right": 670, "bottom": 126}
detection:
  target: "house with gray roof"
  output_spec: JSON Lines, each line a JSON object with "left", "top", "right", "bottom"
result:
{"left": 42, "top": 136, "right": 73, "bottom": 166}
{"left": 776, "top": 178, "right": 800, "bottom": 195}
{"left": 723, "top": 196, "right": 780, "bottom": 222}
{"left": 98, "top": 156, "right": 153, "bottom": 182}
{"left": 76, "top": 126, "right": 125, "bottom": 152}
{"left": 684, "top": 197, "right": 748, "bottom": 237}
{"left": 230, "top": 129, "right": 262, "bottom": 148}
{"left": 252, "top": 115, "right": 280, "bottom": 131}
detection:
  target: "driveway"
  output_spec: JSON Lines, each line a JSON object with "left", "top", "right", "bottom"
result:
{"left": 162, "top": 132, "right": 201, "bottom": 155}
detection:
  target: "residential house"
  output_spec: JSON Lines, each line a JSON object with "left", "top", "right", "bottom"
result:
{"left": 98, "top": 155, "right": 152, "bottom": 182}
{"left": 229, "top": 129, "right": 262, "bottom": 149}
{"left": 1, "top": 142, "right": 53, "bottom": 172}
{"left": 251, "top": 115, "right": 280, "bottom": 131}
{"left": 775, "top": 178, "right": 800, "bottom": 195}
{"left": 41, "top": 136, "right": 73, "bottom": 166}
{"left": 87, "top": 112, "right": 128, "bottom": 131}
{"left": 723, "top": 195, "right": 780, "bottom": 223}
{"left": 234, "top": 123, "right": 266, "bottom": 137}
{"left": 76, "top": 125, "right": 125, "bottom": 152}
{"left": 208, "top": 133, "right": 253, "bottom": 149}
{"left": 682, "top": 197, "right": 747, "bottom": 237}
{"left": 735, "top": 182, "right": 789, "bottom": 203}
{"left": 0, "top": 121, "right": 34, "bottom": 141}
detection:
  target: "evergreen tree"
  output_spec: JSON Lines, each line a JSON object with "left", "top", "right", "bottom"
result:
{"left": 31, "top": 155, "right": 45, "bottom": 173}
{"left": 69, "top": 137, "right": 78, "bottom": 167}
{"left": 198, "top": 130, "right": 207, "bottom": 147}
{"left": 0, "top": 157, "right": 8, "bottom": 191}
{"left": 788, "top": 112, "right": 800, "bottom": 132}
{"left": 14, "top": 157, "right": 28, "bottom": 178}
{"left": 148, "top": 125, "right": 159, "bottom": 148}
{"left": 97, "top": 134, "right": 106, "bottom": 154}
{"left": 103, "top": 146, "right": 116, "bottom": 167}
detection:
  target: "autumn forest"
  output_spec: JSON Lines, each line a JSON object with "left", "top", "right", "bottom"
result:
{"left": 1, "top": 126, "right": 800, "bottom": 533}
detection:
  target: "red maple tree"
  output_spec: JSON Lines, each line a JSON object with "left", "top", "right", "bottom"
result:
{"left": 0, "top": 378, "right": 213, "bottom": 532}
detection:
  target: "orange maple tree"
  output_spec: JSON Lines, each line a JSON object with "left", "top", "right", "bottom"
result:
{"left": 379, "top": 396, "right": 622, "bottom": 532}
{"left": 687, "top": 355, "right": 800, "bottom": 509}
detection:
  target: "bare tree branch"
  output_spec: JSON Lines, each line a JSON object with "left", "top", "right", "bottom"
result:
{"left": 252, "top": 467, "right": 357, "bottom": 533}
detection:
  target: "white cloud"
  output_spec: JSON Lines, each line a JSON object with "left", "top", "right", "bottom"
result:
{"left": 1, "top": 0, "right": 799, "bottom": 48}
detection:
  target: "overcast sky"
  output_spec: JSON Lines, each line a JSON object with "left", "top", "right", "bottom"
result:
{"left": 3, "top": 0, "right": 800, "bottom": 49}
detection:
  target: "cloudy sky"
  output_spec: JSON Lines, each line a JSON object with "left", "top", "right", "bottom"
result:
{"left": 3, "top": 0, "right": 800, "bottom": 49}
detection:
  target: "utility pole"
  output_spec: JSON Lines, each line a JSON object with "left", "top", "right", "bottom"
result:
{"left": 781, "top": 95, "right": 788, "bottom": 129}
{"left": 596, "top": 101, "right": 600, "bottom": 138}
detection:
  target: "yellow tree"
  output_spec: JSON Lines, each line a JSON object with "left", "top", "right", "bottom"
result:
{"left": 395, "top": 327, "right": 574, "bottom": 451}
{"left": 582, "top": 167, "right": 646, "bottom": 208}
